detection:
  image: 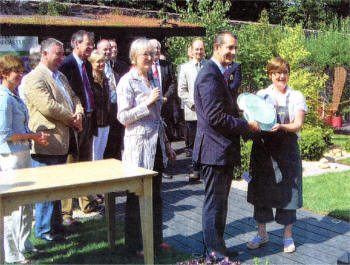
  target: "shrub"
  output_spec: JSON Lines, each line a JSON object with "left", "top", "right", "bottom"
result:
{"left": 322, "top": 127, "right": 334, "bottom": 146}
{"left": 234, "top": 139, "right": 252, "bottom": 179}
{"left": 38, "top": 1, "right": 71, "bottom": 16}
{"left": 304, "top": 17, "right": 350, "bottom": 70}
{"left": 299, "top": 127, "right": 327, "bottom": 161}
{"left": 344, "top": 139, "right": 350, "bottom": 152}
{"left": 303, "top": 124, "right": 333, "bottom": 146}
{"left": 165, "top": 0, "right": 232, "bottom": 67}
{"left": 277, "top": 24, "right": 310, "bottom": 69}
{"left": 276, "top": 24, "right": 329, "bottom": 129}
{"left": 236, "top": 10, "right": 283, "bottom": 92}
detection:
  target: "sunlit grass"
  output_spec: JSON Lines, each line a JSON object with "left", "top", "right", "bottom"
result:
{"left": 27, "top": 218, "right": 192, "bottom": 264}
{"left": 0, "top": 14, "right": 198, "bottom": 28}
{"left": 331, "top": 134, "right": 350, "bottom": 147}
{"left": 303, "top": 171, "right": 350, "bottom": 221}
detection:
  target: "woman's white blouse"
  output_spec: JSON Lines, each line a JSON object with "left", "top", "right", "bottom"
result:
{"left": 117, "top": 68, "right": 167, "bottom": 170}
{"left": 258, "top": 85, "right": 308, "bottom": 123}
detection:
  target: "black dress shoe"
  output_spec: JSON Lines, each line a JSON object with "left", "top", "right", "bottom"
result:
{"left": 40, "top": 233, "right": 65, "bottom": 242}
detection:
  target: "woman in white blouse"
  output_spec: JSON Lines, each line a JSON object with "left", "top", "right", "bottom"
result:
{"left": 246, "top": 57, "right": 307, "bottom": 253}
{"left": 117, "top": 38, "right": 176, "bottom": 257}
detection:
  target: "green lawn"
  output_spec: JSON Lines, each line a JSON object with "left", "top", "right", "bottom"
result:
{"left": 331, "top": 135, "right": 350, "bottom": 147}
{"left": 27, "top": 218, "right": 192, "bottom": 264}
{"left": 303, "top": 171, "right": 350, "bottom": 221}
{"left": 337, "top": 157, "right": 350, "bottom": 165}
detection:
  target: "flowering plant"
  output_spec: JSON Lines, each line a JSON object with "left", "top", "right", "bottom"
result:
{"left": 177, "top": 252, "right": 240, "bottom": 265}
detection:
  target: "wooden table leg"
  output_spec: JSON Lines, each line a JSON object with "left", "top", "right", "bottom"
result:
{"left": 139, "top": 177, "right": 154, "bottom": 265}
{"left": 105, "top": 192, "right": 116, "bottom": 250}
{"left": 0, "top": 197, "right": 4, "bottom": 264}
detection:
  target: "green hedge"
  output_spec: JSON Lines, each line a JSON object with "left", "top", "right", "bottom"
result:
{"left": 299, "top": 128, "right": 327, "bottom": 161}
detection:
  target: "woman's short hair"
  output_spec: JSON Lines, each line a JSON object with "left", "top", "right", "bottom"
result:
{"left": 0, "top": 54, "right": 24, "bottom": 80}
{"left": 129, "top": 38, "right": 152, "bottom": 65}
{"left": 266, "top": 57, "right": 290, "bottom": 77}
{"left": 88, "top": 49, "right": 106, "bottom": 65}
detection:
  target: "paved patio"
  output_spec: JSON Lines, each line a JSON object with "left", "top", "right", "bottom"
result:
{"left": 114, "top": 141, "right": 350, "bottom": 264}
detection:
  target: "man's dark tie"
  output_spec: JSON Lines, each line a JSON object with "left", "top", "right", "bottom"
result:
{"left": 82, "top": 62, "right": 95, "bottom": 109}
{"left": 224, "top": 70, "right": 229, "bottom": 86}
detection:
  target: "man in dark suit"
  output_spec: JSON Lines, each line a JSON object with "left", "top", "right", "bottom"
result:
{"left": 97, "top": 39, "right": 124, "bottom": 161}
{"left": 193, "top": 32, "right": 260, "bottom": 262}
{"left": 148, "top": 39, "right": 179, "bottom": 143}
{"left": 226, "top": 62, "right": 242, "bottom": 116}
{"left": 109, "top": 39, "right": 129, "bottom": 78}
{"left": 226, "top": 62, "right": 241, "bottom": 95}
{"left": 59, "top": 30, "right": 100, "bottom": 224}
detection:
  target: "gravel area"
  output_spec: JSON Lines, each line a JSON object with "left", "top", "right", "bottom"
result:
{"left": 302, "top": 160, "right": 350, "bottom": 177}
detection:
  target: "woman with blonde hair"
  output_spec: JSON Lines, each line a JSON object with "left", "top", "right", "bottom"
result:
{"left": 246, "top": 57, "right": 307, "bottom": 253}
{"left": 0, "top": 54, "right": 48, "bottom": 264}
{"left": 117, "top": 38, "right": 176, "bottom": 257}
{"left": 88, "top": 50, "right": 111, "bottom": 162}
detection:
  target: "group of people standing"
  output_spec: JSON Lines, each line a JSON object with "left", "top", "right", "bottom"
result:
{"left": 0, "top": 29, "right": 307, "bottom": 263}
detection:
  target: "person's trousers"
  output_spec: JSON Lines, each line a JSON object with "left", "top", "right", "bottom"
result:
{"left": 62, "top": 114, "right": 96, "bottom": 218}
{"left": 124, "top": 142, "right": 164, "bottom": 252}
{"left": 61, "top": 154, "right": 96, "bottom": 219}
{"left": 92, "top": 126, "right": 110, "bottom": 161}
{"left": 104, "top": 119, "right": 124, "bottom": 160}
{"left": 254, "top": 206, "right": 296, "bottom": 226}
{"left": 186, "top": 121, "right": 199, "bottom": 176}
{"left": 0, "top": 150, "right": 34, "bottom": 263}
{"left": 201, "top": 164, "right": 233, "bottom": 259}
{"left": 186, "top": 121, "right": 197, "bottom": 152}
{"left": 31, "top": 154, "right": 67, "bottom": 238}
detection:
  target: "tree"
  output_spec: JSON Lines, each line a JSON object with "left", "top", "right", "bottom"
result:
{"left": 269, "top": 0, "right": 350, "bottom": 30}
{"left": 164, "top": 0, "right": 232, "bottom": 66}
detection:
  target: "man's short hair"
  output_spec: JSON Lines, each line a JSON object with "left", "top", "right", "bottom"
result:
{"left": 41, "top": 38, "right": 63, "bottom": 54}
{"left": 96, "top": 39, "right": 110, "bottom": 50}
{"left": 191, "top": 38, "right": 204, "bottom": 48}
{"left": 214, "top": 31, "right": 237, "bottom": 46}
{"left": 71, "top": 30, "right": 95, "bottom": 49}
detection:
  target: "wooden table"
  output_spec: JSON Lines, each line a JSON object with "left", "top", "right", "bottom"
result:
{"left": 0, "top": 159, "right": 157, "bottom": 264}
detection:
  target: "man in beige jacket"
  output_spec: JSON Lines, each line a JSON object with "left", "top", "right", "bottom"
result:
{"left": 178, "top": 38, "right": 206, "bottom": 182}
{"left": 24, "top": 38, "right": 84, "bottom": 242}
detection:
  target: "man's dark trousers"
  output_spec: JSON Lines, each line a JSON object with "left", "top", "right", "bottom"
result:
{"left": 201, "top": 164, "right": 234, "bottom": 259}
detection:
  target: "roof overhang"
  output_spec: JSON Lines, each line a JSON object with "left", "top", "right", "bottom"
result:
{"left": 0, "top": 15, "right": 206, "bottom": 40}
